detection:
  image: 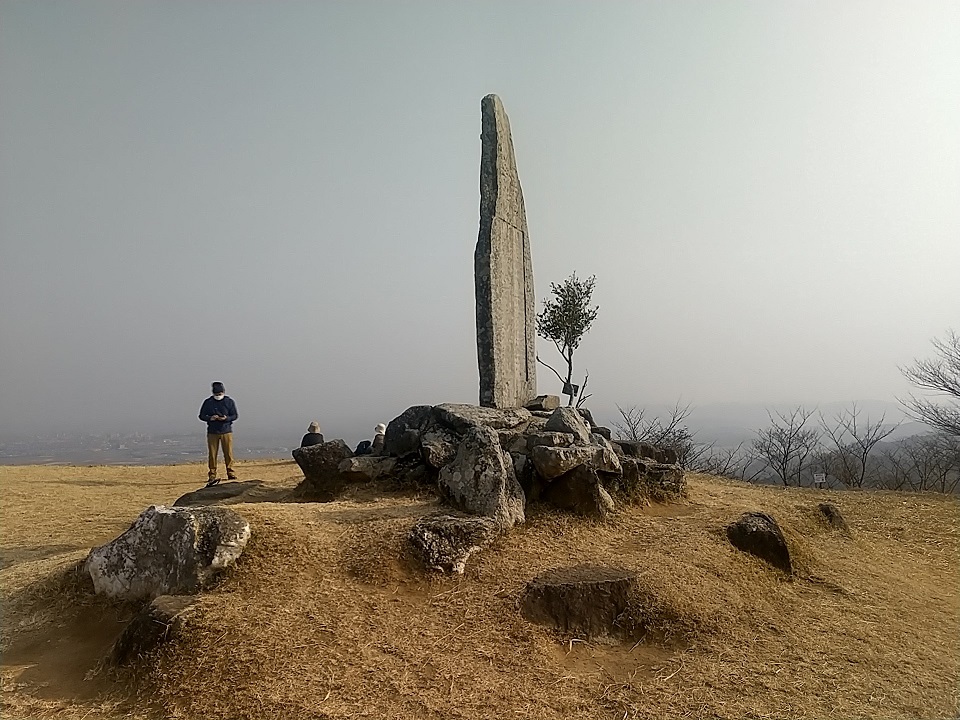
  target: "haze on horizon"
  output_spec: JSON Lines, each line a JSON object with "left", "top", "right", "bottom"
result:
{"left": 1, "top": 1, "right": 957, "bottom": 445}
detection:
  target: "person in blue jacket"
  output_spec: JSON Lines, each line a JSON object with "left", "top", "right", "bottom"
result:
{"left": 198, "top": 381, "right": 239, "bottom": 486}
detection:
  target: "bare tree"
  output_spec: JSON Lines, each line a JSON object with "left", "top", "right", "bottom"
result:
{"left": 751, "top": 407, "right": 820, "bottom": 486}
{"left": 883, "top": 433, "right": 960, "bottom": 493}
{"left": 819, "top": 403, "right": 900, "bottom": 489}
{"left": 613, "top": 401, "right": 709, "bottom": 469}
{"left": 901, "top": 330, "right": 960, "bottom": 437}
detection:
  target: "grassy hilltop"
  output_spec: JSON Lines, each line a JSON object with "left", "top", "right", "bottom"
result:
{"left": 1, "top": 460, "right": 958, "bottom": 720}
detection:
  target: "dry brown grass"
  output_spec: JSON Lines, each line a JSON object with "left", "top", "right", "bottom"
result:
{"left": 2, "top": 462, "right": 959, "bottom": 719}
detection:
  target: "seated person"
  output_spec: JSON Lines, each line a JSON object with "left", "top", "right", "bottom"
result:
{"left": 300, "top": 421, "right": 324, "bottom": 448}
{"left": 371, "top": 423, "right": 387, "bottom": 455}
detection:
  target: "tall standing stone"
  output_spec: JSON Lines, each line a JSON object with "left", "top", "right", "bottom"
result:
{"left": 475, "top": 94, "right": 537, "bottom": 409}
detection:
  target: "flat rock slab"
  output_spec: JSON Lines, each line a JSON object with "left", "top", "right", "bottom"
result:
{"left": 174, "top": 480, "right": 266, "bottom": 507}
{"left": 726, "top": 511, "right": 792, "bottom": 574}
{"left": 409, "top": 514, "right": 500, "bottom": 574}
{"left": 85, "top": 505, "right": 251, "bottom": 600}
{"left": 521, "top": 564, "right": 638, "bottom": 638}
{"left": 110, "top": 594, "right": 198, "bottom": 666}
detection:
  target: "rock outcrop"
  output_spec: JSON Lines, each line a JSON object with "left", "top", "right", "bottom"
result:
{"left": 85, "top": 505, "right": 250, "bottom": 600}
{"left": 110, "top": 594, "right": 198, "bottom": 665}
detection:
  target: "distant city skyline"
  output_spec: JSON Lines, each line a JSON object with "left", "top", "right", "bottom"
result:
{"left": 1, "top": 2, "right": 957, "bottom": 442}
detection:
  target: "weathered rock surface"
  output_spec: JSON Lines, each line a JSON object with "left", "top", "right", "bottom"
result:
{"left": 408, "top": 514, "right": 500, "bottom": 574}
{"left": 544, "top": 407, "right": 592, "bottom": 444}
{"left": 110, "top": 594, "right": 198, "bottom": 665}
{"left": 817, "top": 502, "right": 850, "bottom": 534}
{"left": 435, "top": 403, "right": 531, "bottom": 433}
{"left": 337, "top": 455, "right": 398, "bottom": 482}
{"left": 542, "top": 465, "right": 616, "bottom": 518}
{"left": 292, "top": 439, "right": 354, "bottom": 500}
{"left": 173, "top": 480, "right": 265, "bottom": 507}
{"left": 475, "top": 94, "right": 537, "bottom": 409}
{"left": 85, "top": 505, "right": 250, "bottom": 600}
{"left": 726, "top": 512, "right": 792, "bottom": 574}
{"left": 530, "top": 445, "right": 622, "bottom": 481}
{"left": 384, "top": 405, "right": 434, "bottom": 457}
{"left": 438, "top": 425, "right": 525, "bottom": 529}
{"left": 421, "top": 429, "right": 458, "bottom": 469}
{"left": 520, "top": 564, "right": 638, "bottom": 638}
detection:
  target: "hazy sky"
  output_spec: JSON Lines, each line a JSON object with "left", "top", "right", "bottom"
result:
{"left": 1, "top": 1, "right": 958, "bottom": 442}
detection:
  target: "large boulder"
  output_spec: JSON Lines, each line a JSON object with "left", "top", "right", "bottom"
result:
{"left": 110, "top": 594, "right": 198, "bottom": 666}
{"left": 292, "top": 439, "right": 354, "bottom": 500}
{"left": 530, "top": 445, "right": 622, "bottom": 481}
{"left": 520, "top": 564, "right": 638, "bottom": 638}
{"left": 542, "top": 465, "right": 616, "bottom": 518}
{"left": 85, "top": 505, "right": 250, "bottom": 600}
{"left": 384, "top": 405, "right": 435, "bottom": 457}
{"left": 434, "top": 403, "right": 531, "bottom": 433}
{"left": 438, "top": 425, "right": 526, "bottom": 529}
{"left": 408, "top": 514, "right": 500, "bottom": 574}
{"left": 726, "top": 512, "right": 792, "bottom": 574}
{"left": 544, "top": 407, "right": 592, "bottom": 444}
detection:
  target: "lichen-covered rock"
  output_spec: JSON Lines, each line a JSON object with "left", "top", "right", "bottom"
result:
{"left": 542, "top": 465, "right": 616, "bottom": 518}
{"left": 292, "top": 439, "right": 354, "bottom": 500}
{"left": 544, "top": 407, "right": 592, "bottom": 444}
{"left": 434, "top": 403, "right": 531, "bottom": 433}
{"left": 497, "top": 428, "right": 530, "bottom": 455}
{"left": 727, "top": 512, "right": 792, "bottom": 574}
{"left": 530, "top": 445, "right": 622, "bottom": 481}
{"left": 526, "top": 432, "right": 575, "bottom": 451}
{"left": 421, "top": 429, "right": 458, "bottom": 469}
{"left": 409, "top": 514, "right": 500, "bottom": 574}
{"left": 438, "top": 425, "right": 525, "bottom": 529}
{"left": 85, "top": 505, "right": 250, "bottom": 600}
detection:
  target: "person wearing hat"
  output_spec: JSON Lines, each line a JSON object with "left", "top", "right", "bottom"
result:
{"left": 371, "top": 423, "right": 387, "bottom": 455}
{"left": 300, "top": 421, "right": 325, "bottom": 448}
{"left": 198, "top": 381, "right": 239, "bottom": 486}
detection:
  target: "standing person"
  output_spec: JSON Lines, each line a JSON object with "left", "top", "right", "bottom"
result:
{"left": 199, "top": 381, "right": 238, "bottom": 486}
{"left": 300, "top": 421, "right": 324, "bottom": 448}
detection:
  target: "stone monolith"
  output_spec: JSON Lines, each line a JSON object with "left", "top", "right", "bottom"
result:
{"left": 475, "top": 94, "right": 537, "bottom": 409}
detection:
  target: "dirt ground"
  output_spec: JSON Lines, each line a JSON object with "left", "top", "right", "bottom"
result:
{"left": 1, "top": 460, "right": 959, "bottom": 719}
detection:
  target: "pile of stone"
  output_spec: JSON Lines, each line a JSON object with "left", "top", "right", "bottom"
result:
{"left": 291, "top": 399, "right": 685, "bottom": 573}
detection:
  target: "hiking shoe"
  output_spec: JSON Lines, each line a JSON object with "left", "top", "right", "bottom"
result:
{"left": 205, "top": 477, "right": 221, "bottom": 488}
{"left": 227, "top": 474, "right": 238, "bottom": 481}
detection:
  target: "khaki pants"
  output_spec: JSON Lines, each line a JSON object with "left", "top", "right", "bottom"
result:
{"left": 207, "top": 433, "right": 235, "bottom": 479}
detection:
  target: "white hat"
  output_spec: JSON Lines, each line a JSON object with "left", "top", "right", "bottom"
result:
{"left": 308, "top": 421, "right": 321, "bottom": 433}
{"left": 375, "top": 423, "right": 387, "bottom": 435}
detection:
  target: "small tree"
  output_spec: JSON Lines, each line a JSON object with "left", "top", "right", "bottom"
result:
{"left": 901, "top": 330, "right": 960, "bottom": 437}
{"left": 536, "top": 273, "right": 599, "bottom": 406}
{"left": 819, "top": 403, "right": 899, "bottom": 489}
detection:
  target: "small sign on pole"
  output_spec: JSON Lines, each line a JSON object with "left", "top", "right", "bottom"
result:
{"left": 813, "top": 473, "right": 826, "bottom": 488}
